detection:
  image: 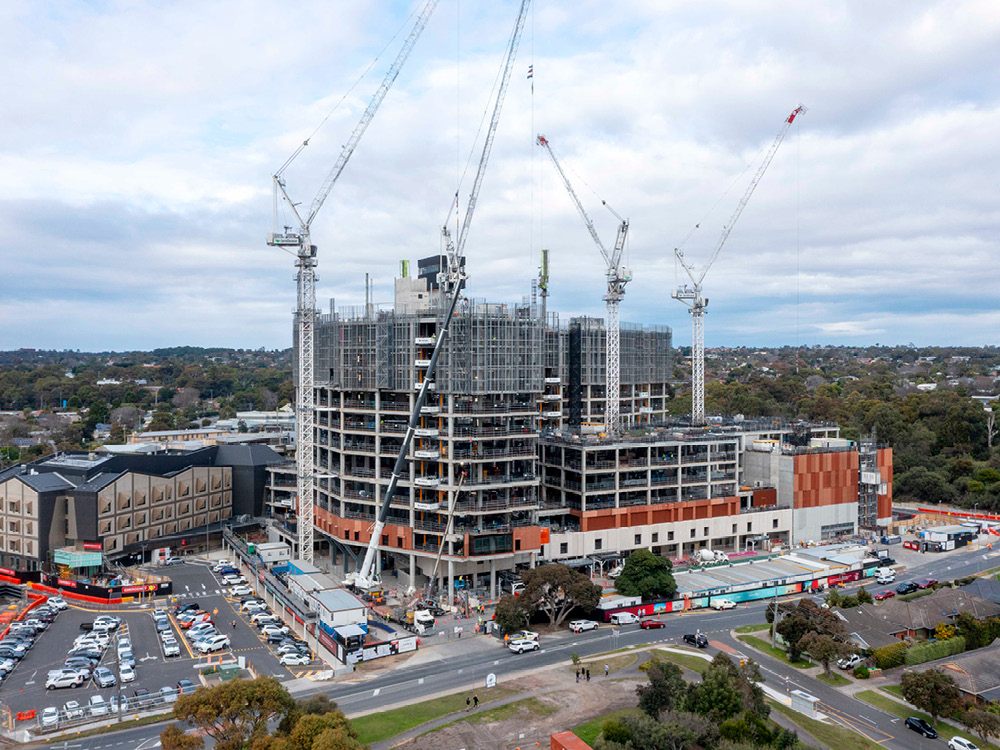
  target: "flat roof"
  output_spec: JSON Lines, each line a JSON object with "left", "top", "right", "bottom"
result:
{"left": 310, "top": 588, "right": 365, "bottom": 613}
{"left": 673, "top": 554, "right": 843, "bottom": 595}
{"left": 333, "top": 623, "right": 366, "bottom": 639}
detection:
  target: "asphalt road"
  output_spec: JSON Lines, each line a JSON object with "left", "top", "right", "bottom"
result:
{"left": 34, "top": 542, "right": 1000, "bottom": 750}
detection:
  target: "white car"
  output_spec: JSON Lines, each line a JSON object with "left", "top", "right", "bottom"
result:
{"left": 838, "top": 654, "right": 863, "bottom": 670}
{"left": 569, "top": 620, "right": 599, "bottom": 633}
{"left": 187, "top": 624, "right": 216, "bottom": 641}
{"left": 195, "top": 635, "right": 230, "bottom": 653}
{"left": 261, "top": 624, "right": 290, "bottom": 638}
{"left": 250, "top": 610, "right": 275, "bottom": 623}
{"left": 119, "top": 664, "right": 136, "bottom": 683}
{"left": 46, "top": 671, "right": 86, "bottom": 690}
{"left": 213, "top": 559, "right": 234, "bottom": 570}
{"left": 41, "top": 706, "right": 60, "bottom": 727}
{"left": 508, "top": 638, "right": 540, "bottom": 654}
{"left": 163, "top": 640, "right": 181, "bottom": 657}
{"left": 279, "top": 652, "right": 311, "bottom": 666}
{"left": 47, "top": 596, "right": 68, "bottom": 610}
{"left": 949, "top": 738, "right": 980, "bottom": 750}
{"left": 88, "top": 695, "right": 109, "bottom": 717}
{"left": 116, "top": 640, "right": 132, "bottom": 658}
{"left": 711, "top": 599, "right": 737, "bottom": 611}
{"left": 222, "top": 575, "right": 247, "bottom": 586}
{"left": 231, "top": 585, "right": 254, "bottom": 597}
{"left": 63, "top": 700, "right": 84, "bottom": 719}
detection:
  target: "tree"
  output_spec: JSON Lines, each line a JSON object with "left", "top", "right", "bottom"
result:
{"left": 493, "top": 593, "right": 531, "bottom": 633}
{"left": 686, "top": 656, "right": 745, "bottom": 722}
{"left": 614, "top": 549, "right": 677, "bottom": 600}
{"left": 964, "top": 709, "right": 1000, "bottom": 744}
{"left": 166, "top": 676, "right": 297, "bottom": 750}
{"left": 775, "top": 599, "right": 849, "bottom": 662}
{"left": 161, "top": 724, "right": 203, "bottom": 750}
{"left": 636, "top": 660, "right": 687, "bottom": 719}
{"left": 856, "top": 586, "right": 873, "bottom": 605}
{"left": 900, "top": 669, "right": 965, "bottom": 724}
{"left": 799, "top": 632, "right": 854, "bottom": 678}
{"left": 520, "top": 564, "right": 601, "bottom": 628}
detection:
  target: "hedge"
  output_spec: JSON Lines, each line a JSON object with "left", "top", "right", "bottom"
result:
{"left": 904, "top": 636, "right": 966, "bottom": 666}
{"left": 873, "top": 642, "right": 908, "bottom": 670}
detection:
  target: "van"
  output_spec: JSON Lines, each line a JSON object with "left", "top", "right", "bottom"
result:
{"left": 610, "top": 612, "right": 639, "bottom": 626}
{"left": 875, "top": 567, "right": 896, "bottom": 584}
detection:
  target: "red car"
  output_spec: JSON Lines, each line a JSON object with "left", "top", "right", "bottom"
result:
{"left": 640, "top": 619, "right": 665, "bottom": 629}
{"left": 874, "top": 590, "right": 895, "bottom": 601}
{"left": 917, "top": 579, "right": 938, "bottom": 590}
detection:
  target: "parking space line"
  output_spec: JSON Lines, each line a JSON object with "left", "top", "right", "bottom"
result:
{"left": 169, "top": 613, "right": 196, "bottom": 659}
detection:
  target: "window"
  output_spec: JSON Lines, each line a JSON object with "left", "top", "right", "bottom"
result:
{"left": 560, "top": 542, "right": 568, "bottom": 554}
{"left": 515, "top": 539, "right": 521, "bottom": 551}
{"left": 690, "top": 529, "right": 696, "bottom": 538}
{"left": 652, "top": 533, "right": 658, "bottom": 543}
{"left": 732, "top": 524, "right": 737, "bottom": 533}
{"left": 773, "top": 519, "right": 779, "bottom": 529}
{"left": 634, "top": 534, "right": 642, "bottom": 545}
{"left": 747, "top": 522, "right": 752, "bottom": 532}
{"left": 667, "top": 531, "right": 674, "bottom": 541}
{"left": 594, "top": 539, "right": 603, "bottom": 550}
{"left": 381, "top": 534, "right": 388, "bottom": 545}
{"left": 703, "top": 526, "right": 708, "bottom": 537}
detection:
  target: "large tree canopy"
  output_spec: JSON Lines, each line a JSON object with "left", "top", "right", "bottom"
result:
{"left": 614, "top": 550, "right": 677, "bottom": 601}
{"left": 521, "top": 564, "right": 602, "bottom": 627}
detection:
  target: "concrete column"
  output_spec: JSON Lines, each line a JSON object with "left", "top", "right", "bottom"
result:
{"left": 490, "top": 558, "right": 496, "bottom": 600}
{"left": 447, "top": 558, "right": 454, "bottom": 604}
{"left": 530, "top": 551, "right": 536, "bottom": 569}
{"left": 409, "top": 554, "right": 416, "bottom": 590}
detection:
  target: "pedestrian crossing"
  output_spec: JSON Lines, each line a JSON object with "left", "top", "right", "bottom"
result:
{"left": 172, "top": 589, "right": 223, "bottom": 598}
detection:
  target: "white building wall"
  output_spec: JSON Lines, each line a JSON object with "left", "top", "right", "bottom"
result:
{"left": 790, "top": 502, "right": 858, "bottom": 545}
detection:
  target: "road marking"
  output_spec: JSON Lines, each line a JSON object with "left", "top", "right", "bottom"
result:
{"left": 418, "top": 678, "right": 424, "bottom": 684}
{"left": 493, "top": 660, "right": 499, "bottom": 665}
{"left": 184, "top": 585, "right": 190, "bottom": 592}
{"left": 373, "top": 688, "right": 380, "bottom": 696}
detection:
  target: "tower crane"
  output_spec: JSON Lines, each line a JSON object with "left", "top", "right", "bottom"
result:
{"left": 268, "top": 0, "right": 439, "bottom": 563}
{"left": 347, "top": 0, "right": 532, "bottom": 591}
{"left": 536, "top": 134, "right": 630, "bottom": 435}
{"left": 672, "top": 105, "right": 805, "bottom": 426}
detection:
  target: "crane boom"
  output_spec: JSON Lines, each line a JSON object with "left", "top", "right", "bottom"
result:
{"left": 350, "top": 0, "right": 532, "bottom": 591}
{"left": 536, "top": 133, "right": 630, "bottom": 435}
{"left": 268, "top": 0, "right": 438, "bottom": 563}
{"left": 673, "top": 105, "right": 805, "bottom": 426}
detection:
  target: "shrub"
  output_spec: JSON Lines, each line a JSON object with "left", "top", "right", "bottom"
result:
{"left": 873, "top": 641, "right": 909, "bottom": 670}
{"left": 854, "top": 665, "right": 870, "bottom": 679}
{"left": 905, "top": 636, "right": 966, "bottom": 666}
{"left": 571, "top": 652, "right": 581, "bottom": 666}
{"left": 602, "top": 717, "right": 631, "bottom": 744}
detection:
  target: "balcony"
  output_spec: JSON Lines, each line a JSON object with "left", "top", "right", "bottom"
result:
{"left": 414, "top": 476, "right": 442, "bottom": 488}
{"left": 541, "top": 394, "right": 561, "bottom": 401}
{"left": 415, "top": 336, "right": 436, "bottom": 345}
{"left": 415, "top": 428, "right": 440, "bottom": 438}
{"left": 414, "top": 449, "right": 441, "bottom": 459}
{"left": 542, "top": 410, "right": 562, "bottom": 418}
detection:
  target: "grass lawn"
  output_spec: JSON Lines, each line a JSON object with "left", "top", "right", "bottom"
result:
{"left": 880, "top": 684, "right": 903, "bottom": 697}
{"left": 351, "top": 686, "right": 518, "bottom": 745}
{"left": 578, "top": 653, "right": 638, "bottom": 675}
{"left": 816, "top": 671, "right": 851, "bottom": 687}
{"left": 470, "top": 696, "right": 558, "bottom": 723}
{"left": 734, "top": 622, "right": 770, "bottom": 634}
{"left": 855, "top": 690, "right": 998, "bottom": 750}
{"left": 644, "top": 648, "right": 711, "bottom": 675}
{"left": 768, "top": 700, "right": 883, "bottom": 750}
{"left": 737, "top": 634, "right": 814, "bottom": 669}
{"left": 573, "top": 707, "right": 643, "bottom": 746}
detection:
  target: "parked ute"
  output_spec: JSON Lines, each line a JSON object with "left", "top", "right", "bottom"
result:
{"left": 837, "top": 654, "right": 863, "bottom": 670}
{"left": 683, "top": 633, "right": 709, "bottom": 648}
{"left": 508, "top": 638, "right": 540, "bottom": 654}
{"left": 569, "top": 620, "right": 599, "bottom": 633}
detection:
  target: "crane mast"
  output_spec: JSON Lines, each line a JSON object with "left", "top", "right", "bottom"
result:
{"left": 268, "top": 0, "right": 439, "bottom": 563}
{"left": 349, "top": 0, "right": 532, "bottom": 591}
{"left": 673, "top": 105, "right": 805, "bottom": 426}
{"left": 536, "top": 134, "right": 630, "bottom": 435}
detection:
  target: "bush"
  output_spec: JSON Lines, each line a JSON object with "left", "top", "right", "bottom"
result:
{"left": 854, "top": 665, "right": 870, "bottom": 679}
{"left": 602, "top": 717, "right": 631, "bottom": 744}
{"left": 571, "top": 652, "right": 581, "bottom": 665}
{"left": 905, "top": 636, "right": 966, "bottom": 666}
{"left": 873, "top": 642, "right": 909, "bottom": 670}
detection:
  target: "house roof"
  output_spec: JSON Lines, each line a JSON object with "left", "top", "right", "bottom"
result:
{"left": 877, "top": 588, "right": 1000, "bottom": 631}
{"left": 961, "top": 578, "right": 1000, "bottom": 605}
{"left": 834, "top": 606, "right": 905, "bottom": 649}
{"left": 911, "top": 639, "right": 1000, "bottom": 699}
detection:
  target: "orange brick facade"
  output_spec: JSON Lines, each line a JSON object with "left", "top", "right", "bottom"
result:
{"left": 570, "top": 496, "right": 739, "bottom": 533}
{"left": 793, "top": 451, "right": 859, "bottom": 509}
{"left": 876, "top": 447, "right": 893, "bottom": 520}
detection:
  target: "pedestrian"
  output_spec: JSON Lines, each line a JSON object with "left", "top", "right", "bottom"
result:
{"left": 473, "top": 694, "right": 479, "bottom": 708}
{"left": 466, "top": 697, "right": 471, "bottom": 711}
{"left": 586, "top": 669, "right": 590, "bottom": 682}
{"left": 604, "top": 664, "right": 609, "bottom": 677}
{"left": 232, "top": 620, "right": 237, "bottom": 629}
{"left": 576, "top": 668, "right": 580, "bottom": 683}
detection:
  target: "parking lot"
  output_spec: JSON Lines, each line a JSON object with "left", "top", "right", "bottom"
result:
{"left": 0, "top": 561, "right": 322, "bottom": 725}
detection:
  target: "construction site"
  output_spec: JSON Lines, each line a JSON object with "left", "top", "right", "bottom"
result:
{"left": 263, "top": 0, "right": 892, "bottom": 606}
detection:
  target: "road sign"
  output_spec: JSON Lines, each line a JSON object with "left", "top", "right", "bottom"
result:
{"left": 486, "top": 673, "right": 497, "bottom": 688}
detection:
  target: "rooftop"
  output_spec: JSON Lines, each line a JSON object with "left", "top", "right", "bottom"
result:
{"left": 309, "top": 588, "right": 365, "bottom": 613}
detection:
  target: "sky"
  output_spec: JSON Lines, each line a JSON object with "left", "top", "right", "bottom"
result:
{"left": 1, "top": 0, "right": 999, "bottom": 351}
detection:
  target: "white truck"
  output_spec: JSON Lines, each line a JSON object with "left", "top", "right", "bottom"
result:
{"left": 695, "top": 549, "right": 729, "bottom": 564}
{"left": 412, "top": 610, "right": 436, "bottom": 635}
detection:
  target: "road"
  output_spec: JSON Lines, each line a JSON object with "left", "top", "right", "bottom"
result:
{"left": 36, "top": 542, "right": 998, "bottom": 749}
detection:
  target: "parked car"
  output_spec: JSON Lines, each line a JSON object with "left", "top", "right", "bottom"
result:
{"left": 163, "top": 640, "right": 181, "bottom": 657}
{"left": 917, "top": 578, "right": 939, "bottom": 590}
{"left": 164, "top": 556, "right": 184, "bottom": 565}
{"left": 119, "top": 650, "right": 135, "bottom": 668}
{"left": 261, "top": 624, "right": 290, "bottom": 638}
{"left": 62, "top": 700, "right": 84, "bottom": 720}
{"left": 174, "top": 602, "right": 200, "bottom": 614}
{"left": 508, "top": 638, "right": 540, "bottom": 654}
{"left": 195, "top": 635, "right": 231, "bottom": 653}
{"left": 279, "top": 652, "right": 311, "bottom": 666}
{"left": 905, "top": 717, "right": 938, "bottom": 738}
{"left": 250, "top": 610, "right": 275, "bottom": 623}
{"left": 93, "top": 667, "right": 116, "bottom": 688}
{"left": 177, "top": 679, "right": 197, "bottom": 695}
{"left": 231, "top": 585, "right": 254, "bottom": 597}
{"left": 569, "top": 620, "right": 599, "bottom": 633}
{"left": 895, "top": 582, "right": 919, "bottom": 595}
{"left": 212, "top": 560, "right": 234, "bottom": 572}
{"left": 88, "top": 695, "right": 109, "bottom": 717}
{"left": 683, "top": 633, "right": 709, "bottom": 648}
{"left": 154, "top": 618, "right": 171, "bottom": 632}
{"left": 119, "top": 664, "right": 136, "bottom": 683}
{"left": 874, "top": 590, "right": 895, "bottom": 601}
{"left": 41, "top": 706, "right": 60, "bottom": 728}
{"left": 158, "top": 686, "right": 179, "bottom": 704}
{"left": 948, "top": 737, "right": 980, "bottom": 750}
{"left": 132, "top": 688, "right": 153, "bottom": 708}
{"left": 640, "top": 619, "right": 666, "bottom": 629}
{"left": 116, "top": 638, "right": 132, "bottom": 657}
{"left": 837, "top": 654, "right": 863, "bottom": 670}
{"left": 711, "top": 599, "right": 737, "bottom": 610}
{"left": 47, "top": 596, "right": 68, "bottom": 610}
{"left": 46, "top": 670, "right": 86, "bottom": 690}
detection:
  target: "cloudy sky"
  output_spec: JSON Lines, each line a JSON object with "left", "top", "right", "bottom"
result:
{"left": 2, "top": 0, "right": 998, "bottom": 351}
